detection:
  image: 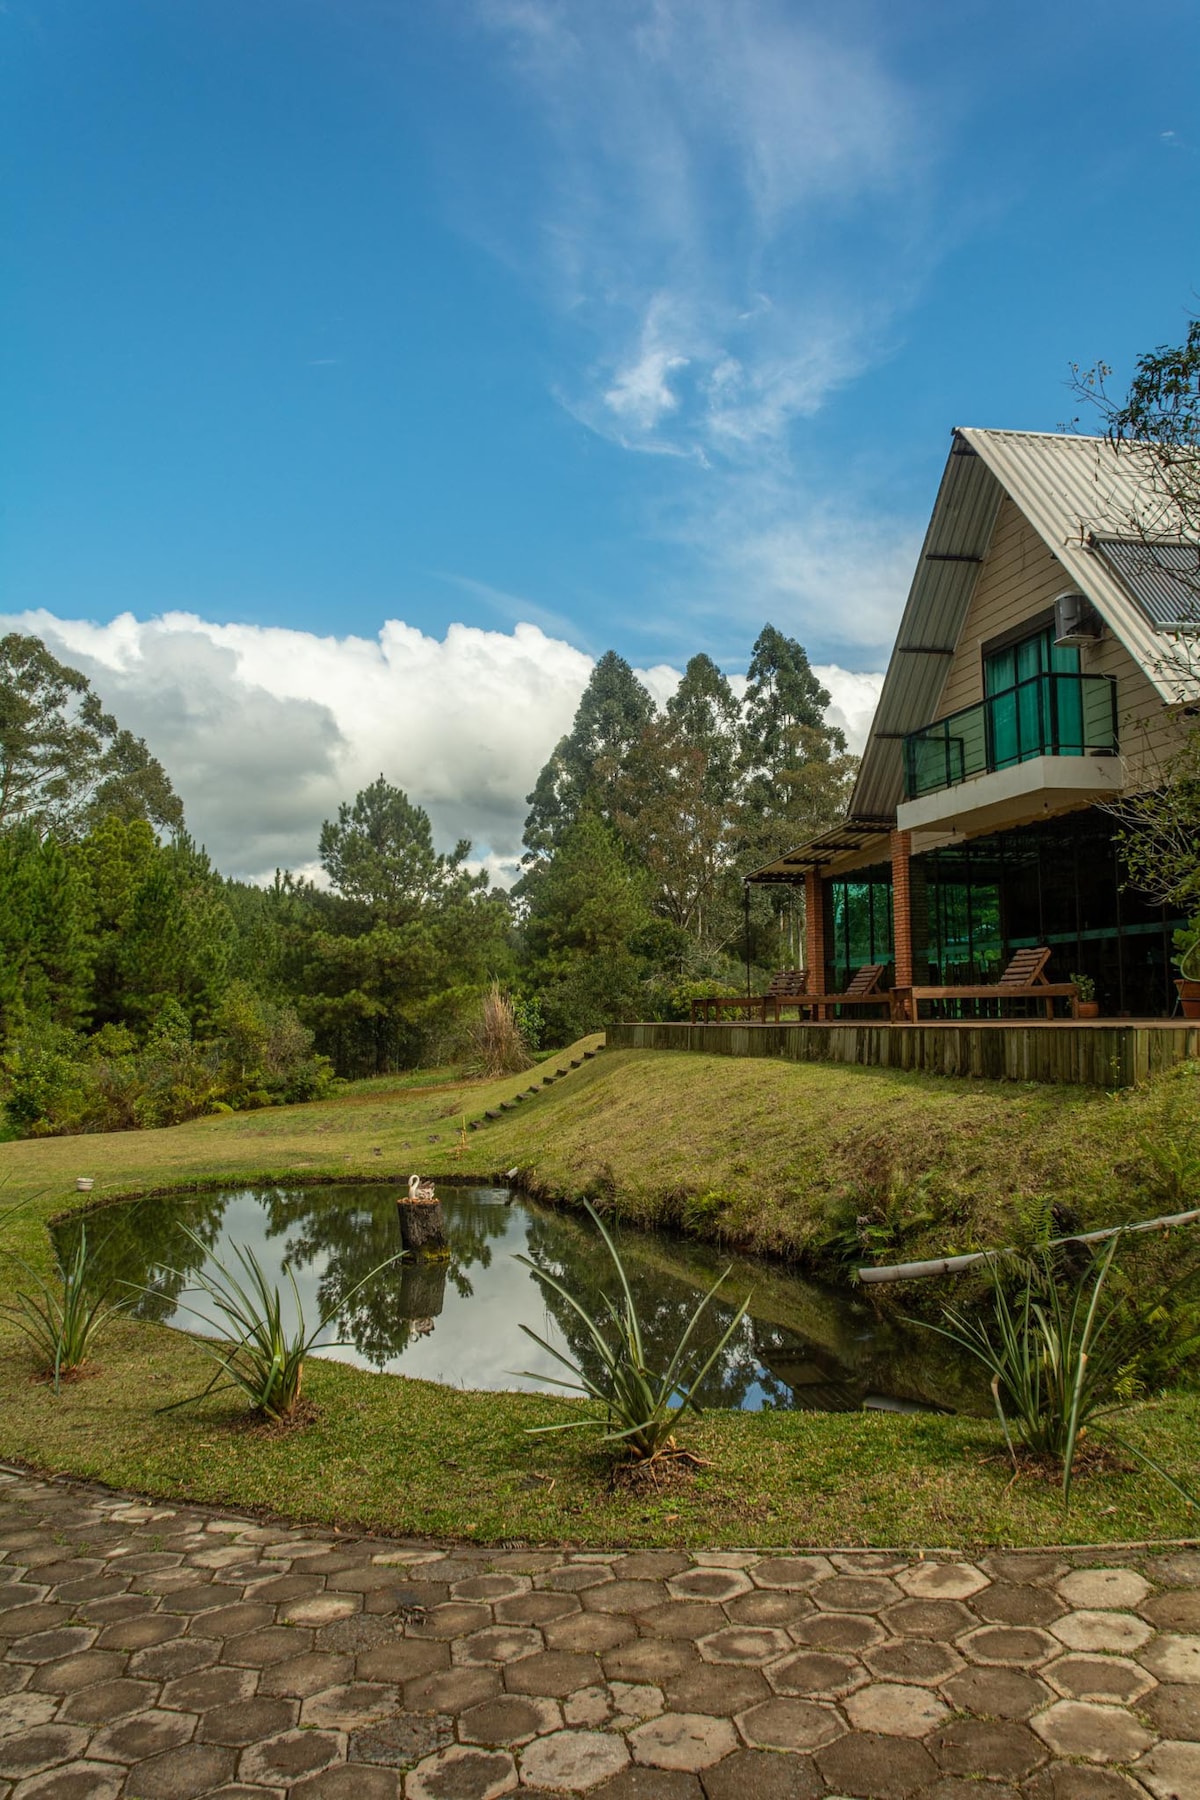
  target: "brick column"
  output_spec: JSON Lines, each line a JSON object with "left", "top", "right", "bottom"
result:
{"left": 803, "top": 868, "right": 827, "bottom": 995}
{"left": 891, "top": 830, "right": 914, "bottom": 1013}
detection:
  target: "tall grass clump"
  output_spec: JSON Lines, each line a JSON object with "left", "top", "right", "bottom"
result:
{"left": 469, "top": 983, "right": 533, "bottom": 1078}
{"left": 516, "top": 1203, "right": 750, "bottom": 1465}
{"left": 922, "top": 1235, "right": 1196, "bottom": 1506}
{"left": 3, "top": 1224, "right": 129, "bottom": 1394}
{"left": 158, "top": 1227, "right": 403, "bottom": 1422}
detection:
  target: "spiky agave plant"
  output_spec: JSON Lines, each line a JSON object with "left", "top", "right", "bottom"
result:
{"left": 4, "top": 1224, "right": 129, "bottom": 1394}
{"left": 921, "top": 1235, "right": 1195, "bottom": 1507}
{"left": 515, "top": 1204, "right": 750, "bottom": 1463}
{"left": 157, "top": 1227, "right": 404, "bottom": 1422}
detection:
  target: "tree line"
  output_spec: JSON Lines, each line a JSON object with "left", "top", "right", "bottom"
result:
{"left": 0, "top": 624, "right": 851, "bottom": 1136}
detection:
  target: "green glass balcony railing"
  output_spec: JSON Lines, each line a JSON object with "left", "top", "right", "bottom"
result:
{"left": 903, "top": 672, "right": 1119, "bottom": 802}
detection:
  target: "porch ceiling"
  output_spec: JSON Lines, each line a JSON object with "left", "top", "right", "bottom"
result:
{"left": 748, "top": 817, "right": 893, "bottom": 881}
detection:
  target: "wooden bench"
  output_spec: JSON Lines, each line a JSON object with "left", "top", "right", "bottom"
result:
{"left": 691, "top": 968, "right": 808, "bottom": 1024}
{"left": 808, "top": 963, "right": 889, "bottom": 1021}
{"left": 893, "top": 947, "right": 1079, "bottom": 1022}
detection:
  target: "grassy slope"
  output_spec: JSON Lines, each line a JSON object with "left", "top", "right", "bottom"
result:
{"left": 0, "top": 1041, "right": 1197, "bottom": 1548}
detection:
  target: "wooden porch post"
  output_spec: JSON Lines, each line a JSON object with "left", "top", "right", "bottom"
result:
{"left": 891, "top": 829, "right": 913, "bottom": 1019}
{"left": 803, "top": 869, "right": 827, "bottom": 996}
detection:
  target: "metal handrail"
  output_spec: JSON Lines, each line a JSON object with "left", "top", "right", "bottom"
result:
{"left": 903, "top": 671, "right": 1118, "bottom": 800}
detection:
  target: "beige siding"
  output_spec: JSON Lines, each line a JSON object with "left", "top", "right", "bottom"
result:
{"left": 930, "top": 496, "right": 1187, "bottom": 788}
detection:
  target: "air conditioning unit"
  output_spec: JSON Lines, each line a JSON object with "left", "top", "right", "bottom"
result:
{"left": 1053, "top": 591, "right": 1104, "bottom": 645}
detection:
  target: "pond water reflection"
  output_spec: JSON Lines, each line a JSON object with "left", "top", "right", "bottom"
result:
{"left": 56, "top": 1186, "right": 980, "bottom": 1414}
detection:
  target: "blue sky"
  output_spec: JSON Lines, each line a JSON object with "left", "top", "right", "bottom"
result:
{"left": 2, "top": 0, "right": 1198, "bottom": 876}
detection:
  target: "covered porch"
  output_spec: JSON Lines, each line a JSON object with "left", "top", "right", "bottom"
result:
{"left": 750, "top": 806, "right": 1186, "bottom": 1023}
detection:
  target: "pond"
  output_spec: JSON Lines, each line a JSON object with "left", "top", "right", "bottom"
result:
{"left": 55, "top": 1185, "right": 980, "bottom": 1415}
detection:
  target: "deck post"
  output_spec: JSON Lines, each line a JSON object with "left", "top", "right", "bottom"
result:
{"left": 803, "top": 869, "right": 827, "bottom": 996}
{"left": 890, "top": 829, "right": 914, "bottom": 1019}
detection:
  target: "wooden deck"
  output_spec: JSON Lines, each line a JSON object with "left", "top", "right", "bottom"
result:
{"left": 606, "top": 1017, "right": 1200, "bottom": 1088}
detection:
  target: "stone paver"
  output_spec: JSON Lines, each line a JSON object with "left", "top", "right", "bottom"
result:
{"left": 0, "top": 1470, "right": 1195, "bottom": 1797}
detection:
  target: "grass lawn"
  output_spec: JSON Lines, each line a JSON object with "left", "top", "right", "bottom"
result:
{"left": 0, "top": 1039, "right": 1197, "bottom": 1549}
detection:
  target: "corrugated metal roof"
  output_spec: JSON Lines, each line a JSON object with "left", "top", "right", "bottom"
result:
{"left": 748, "top": 818, "right": 893, "bottom": 880}
{"left": 844, "top": 433, "right": 1003, "bottom": 822}
{"left": 846, "top": 427, "right": 1200, "bottom": 827}
{"left": 961, "top": 427, "right": 1200, "bottom": 699}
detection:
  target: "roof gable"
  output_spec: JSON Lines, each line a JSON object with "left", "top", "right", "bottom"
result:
{"left": 845, "top": 428, "right": 1200, "bottom": 825}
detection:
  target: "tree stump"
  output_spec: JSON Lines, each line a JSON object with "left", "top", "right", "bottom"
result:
{"left": 396, "top": 1199, "right": 448, "bottom": 1255}
{"left": 398, "top": 1257, "right": 448, "bottom": 1320}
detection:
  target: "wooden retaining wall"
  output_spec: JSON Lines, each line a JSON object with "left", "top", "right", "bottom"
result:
{"left": 606, "top": 1019, "right": 1200, "bottom": 1088}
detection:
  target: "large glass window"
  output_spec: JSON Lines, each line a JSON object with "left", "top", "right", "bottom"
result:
{"left": 828, "top": 866, "right": 893, "bottom": 992}
{"left": 984, "top": 627, "right": 1082, "bottom": 768}
{"left": 916, "top": 811, "right": 1183, "bottom": 1016}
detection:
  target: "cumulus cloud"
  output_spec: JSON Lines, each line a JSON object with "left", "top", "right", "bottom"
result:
{"left": 5, "top": 607, "right": 881, "bottom": 885}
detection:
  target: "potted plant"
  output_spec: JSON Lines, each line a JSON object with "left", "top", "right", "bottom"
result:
{"left": 1070, "top": 973, "right": 1099, "bottom": 1019}
{"left": 1175, "top": 919, "right": 1200, "bottom": 1020}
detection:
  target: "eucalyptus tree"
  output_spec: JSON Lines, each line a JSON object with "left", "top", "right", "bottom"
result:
{"left": 0, "top": 633, "right": 182, "bottom": 839}
{"left": 522, "top": 651, "right": 656, "bottom": 860}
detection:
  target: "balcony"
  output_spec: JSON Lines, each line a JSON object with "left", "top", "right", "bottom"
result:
{"left": 903, "top": 672, "right": 1119, "bottom": 800}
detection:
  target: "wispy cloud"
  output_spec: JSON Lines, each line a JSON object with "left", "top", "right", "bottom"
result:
{"left": 478, "top": 0, "right": 928, "bottom": 461}
{"left": 470, "top": 0, "right": 939, "bottom": 661}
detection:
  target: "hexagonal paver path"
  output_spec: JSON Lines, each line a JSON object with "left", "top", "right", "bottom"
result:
{"left": 0, "top": 1472, "right": 1195, "bottom": 1796}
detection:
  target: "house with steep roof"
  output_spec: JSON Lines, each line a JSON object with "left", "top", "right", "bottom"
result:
{"left": 752, "top": 429, "right": 1200, "bottom": 1018}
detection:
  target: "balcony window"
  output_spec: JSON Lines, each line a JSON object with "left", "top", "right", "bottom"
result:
{"left": 903, "top": 627, "right": 1117, "bottom": 801}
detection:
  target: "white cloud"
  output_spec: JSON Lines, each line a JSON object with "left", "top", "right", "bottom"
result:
{"left": 4, "top": 607, "right": 880, "bottom": 884}
{"left": 463, "top": 0, "right": 939, "bottom": 662}
{"left": 478, "top": 0, "right": 929, "bottom": 461}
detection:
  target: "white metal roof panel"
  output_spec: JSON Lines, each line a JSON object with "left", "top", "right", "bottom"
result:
{"left": 846, "top": 428, "right": 1200, "bottom": 827}
{"left": 959, "top": 427, "right": 1200, "bottom": 703}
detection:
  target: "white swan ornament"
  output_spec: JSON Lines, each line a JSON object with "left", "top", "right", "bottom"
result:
{"left": 408, "top": 1174, "right": 437, "bottom": 1203}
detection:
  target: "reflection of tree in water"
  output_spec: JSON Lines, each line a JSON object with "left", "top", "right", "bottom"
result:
{"left": 519, "top": 1210, "right": 776, "bottom": 1411}
{"left": 257, "top": 1185, "right": 514, "bottom": 1369}
{"left": 517, "top": 1210, "right": 964, "bottom": 1414}
{"left": 56, "top": 1185, "right": 980, "bottom": 1411}
{"left": 52, "top": 1194, "right": 231, "bottom": 1323}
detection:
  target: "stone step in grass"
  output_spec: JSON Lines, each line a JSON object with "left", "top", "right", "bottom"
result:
{"left": 472, "top": 1041, "right": 605, "bottom": 1129}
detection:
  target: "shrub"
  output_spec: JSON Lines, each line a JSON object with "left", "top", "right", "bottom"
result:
{"left": 921, "top": 1236, "right": 1196, "bottom": 1506}
{"left": 157, "top": 1227, "right": 403, "bottom": 1422}
{"left": 468, "top": 983, "right": 533, "bottom": 1077}
{"left": 3, "top": 1224, "right": 128, "bottom": 1393}
{"left": 516, "top": 1203, "right": 750, "bottom": 1464}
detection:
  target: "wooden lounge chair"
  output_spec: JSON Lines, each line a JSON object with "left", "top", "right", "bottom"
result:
{"left": 808, "top": 963, "right": 889, "bottom": 1021}
{"left": 893, "top": 947, "right": 1079, "bottom": 1022}
{"left": 690, "top": 968, "right": 808, "bottom": 1024}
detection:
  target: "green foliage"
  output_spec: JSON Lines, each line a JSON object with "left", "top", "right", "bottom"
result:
{"left": 820, "top": 1172, "right": 941, "bottom": 1271}
{"left": 1070, "top": 971, "right": 1096, "bottom": 1003}
{"left": 2, "top": 1024, "right": 88, "bottom": 1135}
{"left": 319, "top": 776, "right": 483, "bottom": 924}
{"left": 1136, "top": 1086, "right": 1200, "bottom": 1204}
{"left": 0, "top": 829, "right": 94, "bottom": 1045}
{"left": 921, "top": 1239, "right": 1196, "bottom": 1507}
{"left": 2, "top": 1224, "right": 128, "bottom": 1393}
{"left": 522, "top": 652, "right": 657, "bottom": 858}
{"left": 516, "top": 1203, "right": 750, "bottom": 1463}
{"left": 0, "top": 633, "right": 182, "bottom": 839}
{"left": 511, "top": 993, "right": 543, "bottom": 1051}
{"left": 517, "top": 627, "right": 854, "bottom": 1035}
{"left": 1176, "top": 916, "right": 1200, "bottom": 982}
{"left": 158, "top": 1226, "right": 403, "bottom": 1421}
